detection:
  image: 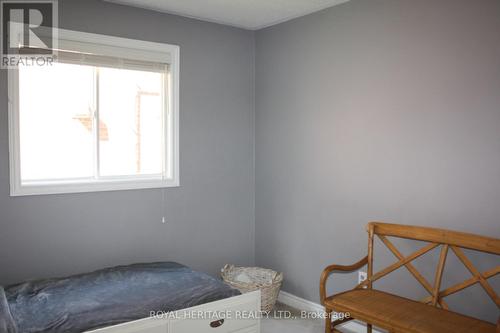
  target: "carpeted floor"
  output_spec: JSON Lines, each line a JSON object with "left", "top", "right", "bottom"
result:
{"left": 261, "top": 302, "right": 324, "bottom": 333}
{"left": 261, "top": 303, "right": 364, "bottom": 333}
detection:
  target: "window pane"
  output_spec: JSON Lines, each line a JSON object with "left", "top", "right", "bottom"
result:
{"left": 98, "top": 68, "right": 164, "bottom": 177}
{"left": 19, "top": 63, "right": 95, "bottom": 181}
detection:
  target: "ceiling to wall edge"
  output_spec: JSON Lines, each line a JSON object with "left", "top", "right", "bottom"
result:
{"left": 103, "top": 0, "right": 351, "bottom": 30}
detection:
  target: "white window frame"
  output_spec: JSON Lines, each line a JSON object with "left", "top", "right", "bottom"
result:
{"left": 8, "top": 29, "right": 180, "bottom": 196}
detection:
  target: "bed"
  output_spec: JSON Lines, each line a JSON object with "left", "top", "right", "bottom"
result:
{"left": 0, "top": 262, "right": 261, "bottom": 333}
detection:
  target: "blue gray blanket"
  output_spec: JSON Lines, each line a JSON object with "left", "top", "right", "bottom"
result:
{"left": 0, "top": 262, "right": 239, "bottom": 333}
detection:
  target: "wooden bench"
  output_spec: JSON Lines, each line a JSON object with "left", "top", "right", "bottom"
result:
{"left": 320, "top": 222, "right": 500, "bottom": 333}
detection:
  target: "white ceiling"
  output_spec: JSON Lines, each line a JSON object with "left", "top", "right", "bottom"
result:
{"left": 105, "top": 0, "right": 350, "bottom": 30}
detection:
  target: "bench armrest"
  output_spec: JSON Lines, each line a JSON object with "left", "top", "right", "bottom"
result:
{"left": 320, "top": 256, "right": 368, "bottom": 304}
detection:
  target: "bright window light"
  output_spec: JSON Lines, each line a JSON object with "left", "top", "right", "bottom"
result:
{"left": 8, "top": 30, "right": 179, "bottom": 196}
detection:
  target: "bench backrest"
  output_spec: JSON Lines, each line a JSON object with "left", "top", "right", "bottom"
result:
{"left": 360, "top": 222, "right": 500, "bottom": 310}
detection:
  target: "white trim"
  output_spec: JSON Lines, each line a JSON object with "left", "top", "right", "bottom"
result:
{"left": 277, "top": 291, "right": 324, "bottom": 313}
{"left": 12, "top": 178, "right": 178, "bottom": 197}
{"left": 277, "top": 291, "right": 383, "bottom": 333}
{"left": 56, "top": 29, "right": 177, "bottom": 61}
{"left": 8, "top": 29, "right": 180, "bottom": 196}
{"left": 7, "top": 69, "right": 20, "bottom": 197}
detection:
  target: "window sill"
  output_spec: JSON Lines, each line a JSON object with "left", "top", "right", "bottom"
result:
{"left": 10, "top": 177, "right": 180, "bottom": 196}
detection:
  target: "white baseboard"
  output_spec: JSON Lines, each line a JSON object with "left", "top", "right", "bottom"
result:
{"left": 277, "top": 291, "right": 383, "bottom": 333}
{"left": 277, "top": 290, "right": 324, "bottom": 313}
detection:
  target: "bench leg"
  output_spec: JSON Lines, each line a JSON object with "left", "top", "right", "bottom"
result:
{"left": 367, "top": 323, "right": 372, "bottom": 333}
{"left": 325, "top": 308, "right": 332, "bottom": 333}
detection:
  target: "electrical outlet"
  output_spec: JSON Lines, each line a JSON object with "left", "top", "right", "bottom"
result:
{"left": 358, "top": 271, "right": 367, "bottom": 284}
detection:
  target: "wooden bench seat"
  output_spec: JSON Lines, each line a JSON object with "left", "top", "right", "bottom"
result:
{"left": 320, "top": 222, "right": 500, "bottom": 333}
{"left": 325, "top": 289, "right": 496, "bottom": 333}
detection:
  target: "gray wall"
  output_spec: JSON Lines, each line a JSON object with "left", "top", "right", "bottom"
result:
{"left": 255, "top": 0, "right": 500, "bottom": 322}
{"left": 0, "top": 0, "right": 255, "bottom": 283}
{"left": 1, "top": 0, "right": 499, "bottom": 324}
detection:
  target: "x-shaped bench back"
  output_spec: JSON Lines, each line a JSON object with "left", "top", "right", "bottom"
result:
{"left": 357, "top": 222, "right": 500, "bottom": 310}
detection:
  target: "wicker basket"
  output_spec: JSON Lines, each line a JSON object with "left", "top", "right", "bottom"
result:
{"left": 221, "top": 264, "right": 283, "bottom": 312}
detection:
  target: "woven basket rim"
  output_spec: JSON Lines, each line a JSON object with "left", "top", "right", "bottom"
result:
{"left": 221, "top": 265, "right": 283, "bottom": 287}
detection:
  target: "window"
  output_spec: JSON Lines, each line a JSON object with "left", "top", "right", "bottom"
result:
{"left": 8, "top": 30, "right": 179, "bottom": 196}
